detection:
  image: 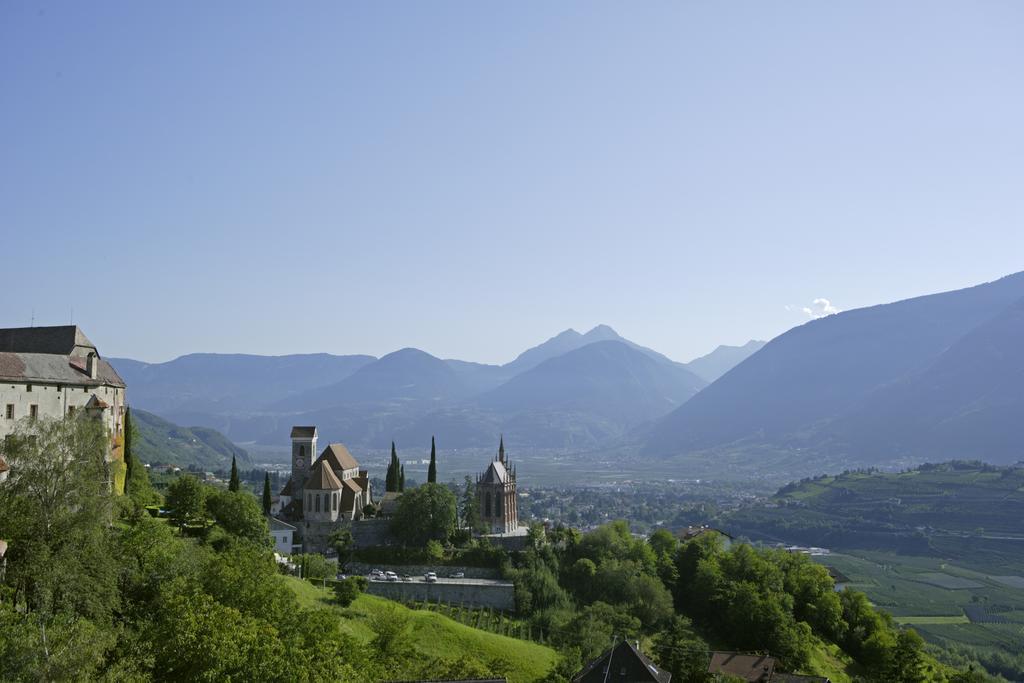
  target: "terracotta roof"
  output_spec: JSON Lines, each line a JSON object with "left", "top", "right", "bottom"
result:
{"left": 0, "top": 325, "right": 96, "bottom": 356}
{"left": 85, "top": 394, "right": 110, "bottom": 409}
{"left": 0, "top": 456, "right": 9, "bottom": 473}
{"left": 290, "top": 426, "right": 317, "bottom": 438}
{"left": 305, "top": 459, "right": 342, "bottom": 490}
{"left": 572, "top": 641, "right": 671, "bottom": 683}
{"left": 0, "top": 539, "right": 7, "bottom": 558}
{"left": 0, "top": 352, "right": 124, "bottom": 387}
{"left": 707, "top": 652, "right": 775, "bottom": 682}
{"left": 319, "top": 443, "right": 359, "bottom": 472}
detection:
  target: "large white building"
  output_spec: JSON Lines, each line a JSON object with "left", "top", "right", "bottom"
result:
{"left": 0, "top": 325, "right": 126, "bottom": 449}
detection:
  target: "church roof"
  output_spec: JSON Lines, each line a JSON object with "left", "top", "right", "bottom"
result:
{"left": 305, "top": 459, "right": 343, "bottom": 491}
{"left": 0, "top": 325, "right": 96, "bottom": 356}
{"left": 0, "top": 352, "right": 124, "bottom": 387}
{"left": 480, "top": 460, "right": 509, "bottom": 484}
{"left": 280, "top": 478, "right": 296, "bottom": 496}
{"left": 573, "top": 640, "right": 671, "bottom": 683}
{"left": 319, "top": 443, "right": 359, "bottom": 472}
{"left": 290, "top": 426, "right": 317, "bottom": 438}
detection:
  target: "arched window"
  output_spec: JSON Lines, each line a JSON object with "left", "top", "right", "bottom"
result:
{"left": 299, "top": 445, "right": 305, "bottom": 458}
{"left": 315, "top": 494, "right": 321, "bottom": 512}
{"left": 333, "top": 493, "right": 338, "bottom": 511}
{"left": 485, "top": 491, "right": 492, "bottom": 517}
{"left": 496, "top": 493, "right": 503, "bottom": 516}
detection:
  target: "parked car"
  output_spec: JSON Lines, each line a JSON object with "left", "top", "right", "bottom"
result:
{"left": 424, "top": 572, "right": 438, "bottom": 583}
{"left": 385, "top": 571, "right": 399, "bottom": 582}
{"left": 450, "top": 572, "right": 465, "bottom": 579}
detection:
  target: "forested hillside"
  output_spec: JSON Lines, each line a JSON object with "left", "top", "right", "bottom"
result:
{"left": 132, "top": 408, "right": 253, "bottom": 469}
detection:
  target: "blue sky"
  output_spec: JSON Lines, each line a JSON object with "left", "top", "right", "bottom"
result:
{"left": 2, "top": 2, "right": 1022, "bottom": 364}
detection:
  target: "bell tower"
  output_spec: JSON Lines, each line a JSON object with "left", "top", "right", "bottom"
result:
{"left": 290, "top": 426, "right": 317, "bottom": 489}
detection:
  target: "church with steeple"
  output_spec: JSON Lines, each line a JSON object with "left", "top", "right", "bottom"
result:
{"left": 476, "top": 436, "right": 520, "bottom": 535}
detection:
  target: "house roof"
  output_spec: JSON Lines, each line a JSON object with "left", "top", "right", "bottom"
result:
{"left": 480, "top": 460, "right": 509, "bottom": 484}
{"left": 572, "top": 640, "right": 671, "bottom": 683}
{"left": 0, "top": 456, "right": 9, "bottom": 473}
{"left": 771, "top": 674, "right": 830, "bottom": 683}
{"left": 707, "top": 652, "right": 776, "bottom": 682}
{"left": 305, "top": 459, "right": 342, "bottom": 490}
{"left": 319, "top": 443, "right": 359, "bottom": 472}
{"left": 291, "top": 426, "right": 317, "bottom": 438}
{"left": 85, "top": 394, "right": 110, "bottom": 409}
{"left": 0, "top": 325, "right": 96, "bottom": 356}
{"left": 0, "top": 352, "right": 125, "bottom": 387}
{"left": 268, "top": 517, "right": 296, "bottom": 531}
{"left": 677, "top": 526, "right": 734, "bottom": 542}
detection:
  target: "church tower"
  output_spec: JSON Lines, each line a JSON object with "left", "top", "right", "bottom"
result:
{"left": 290, "top": 426, "right": 317, "bottom": 490}
{"left": 477, "top": 436, "right": 518, "bottom": 534}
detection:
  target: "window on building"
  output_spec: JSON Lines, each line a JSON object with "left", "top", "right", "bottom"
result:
{"left": 5, "top": 404, "right": 12, "bottom": 420}
{"left": 26, "top": 384, "right": 32, "bottom": 392}
{"left": 333, "top": 493, "right": 338, "bottom": 510}
{"left": 57, "top": 385, "right": 61, "bottom": 393}
{"left": 315, "top": 495, "right": 320, "bottom": 512}
{"left": 68, "top": 406, "right": 75, "bottom": 416}
{"left": 29, "top": 405, "right": 38, "bottom": 420}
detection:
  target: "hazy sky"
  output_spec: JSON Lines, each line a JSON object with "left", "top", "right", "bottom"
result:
{"left": 2, "top": 2, "right": 1023, "bottom": 364}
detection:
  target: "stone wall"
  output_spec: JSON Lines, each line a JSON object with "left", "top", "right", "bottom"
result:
{"left": 344, "top": 562, "right": 500, "bottom": 580}
{"left": 365, "top": 580, "right": 515, "bottom": 611}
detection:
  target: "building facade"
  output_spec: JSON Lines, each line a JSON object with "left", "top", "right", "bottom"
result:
{"left": 477, "top": 437, "right": 519, "bottom": 534}
{"left": 0, "top": 326, "right": 126, "bottom": 453}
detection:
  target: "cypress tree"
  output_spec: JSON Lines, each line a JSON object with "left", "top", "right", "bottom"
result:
{"left": 386, "top": 441, "right": 399, "bottom": 492}
{"left": 123, "top": 408, "right": 134, "bottom": 495}
{"left": 399, "top": 464, "right": 405, "bottom": 492}
{"left": 427, "top": 435, "right": 437, "bottom": 484}
{"left": 262, "top": 471, "right": 272, "bottom": 514}
{"left": 229, "top": 454, "right": 240, "bottom": 492}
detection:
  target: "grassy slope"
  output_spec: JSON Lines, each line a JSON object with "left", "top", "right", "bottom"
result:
{"left": 285, "top": 577, "right": 559, "bottom": 682}
{"left": 133, "top": 408, "right": 252, "bottom": 469}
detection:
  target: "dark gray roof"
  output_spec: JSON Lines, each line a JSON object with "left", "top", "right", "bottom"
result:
{"left": 707, "top": 652, "right": 775, "bottom": 682}
{"left": 0, "top": 326, "right": 96, "bottom": 355}
{"left": 291, "top": 426, "right": 317, "bottom": 438}
{"left": 573, "top": 641, "right": 671, "bottom": 683}
{"left": 0, "top": 352, "right": 125, "bottom": 387}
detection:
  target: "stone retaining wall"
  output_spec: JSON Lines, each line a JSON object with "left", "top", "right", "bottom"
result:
{"left": 365, "top": 580, "right": 515, "bottom": 611}
{"left": 344, "top": 562, "right": 500, "bottom": 580}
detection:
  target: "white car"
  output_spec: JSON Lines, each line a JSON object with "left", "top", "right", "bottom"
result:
{"left": 450, "top": 572, "right": 465, "bottom": 579}
{"left": 385, "top": 571, "right": 399, "bottom": 582}
{"left": 424, "top": 572, "right": 438, "bottom": 583}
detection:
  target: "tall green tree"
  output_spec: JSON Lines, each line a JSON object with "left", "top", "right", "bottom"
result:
{"left": 228, "top": 454, "right": 240, "bottom": 492}
{"left": 427, "top": 436, "right": 437, "bottom": 484}
{"left": 386, "top": 442, "right": 400, "bottom": 492}
{"left": 166, "top": 475, "right": 206, "bottom": 527}
{"left": 391, "top": 483, "right": 457, "bottom": 545}
{"left": 460, "top": 475, "right": 481, "bottom": 532}
{"left": 262, "top": 471, "right": 272, "bottom": 514}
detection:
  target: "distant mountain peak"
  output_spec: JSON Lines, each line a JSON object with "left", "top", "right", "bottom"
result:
{"left": 582, "top": 324, "right": 622, "bottom": 340}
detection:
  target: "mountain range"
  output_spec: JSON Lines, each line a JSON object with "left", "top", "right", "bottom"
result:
{"left": 646, "top": 271, "right": 1024, "bottom": 466}
{"left": 111, "top": 327, "right": 761, "bottom": 451}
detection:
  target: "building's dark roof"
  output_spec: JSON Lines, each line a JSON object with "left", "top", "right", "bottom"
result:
{"left": 291, "top": 426, "right": 318, "bottom": 438}
{"left": 0, "top": 352, "right": 124, "bottom": 387}
{"left": 280, "top": 478, "right": 297, "bottom": 497}
{"left": 480, "top": 460, "right": 509, "bottom": 485}
{"left": 0, "top": 325, "right": 96, "bottom": 356}
{"left": 573, "top": 641, "right": 671, "bottom": 683}
{"left": 707, "top": 652, "right": 775, "bottom": 682}
{"left": 824, "top": 566, "right": 851, "bottom": 584}
{"left": 677, "top": 526, "right": 734, "bottom": 542}
{"left": 269, "top": 517, "right": 296, "bottom": 531}
{"left": 771, "top": 674, "right": 830, "bottom": 683}
{"left": 319, "top": 443, "right": 359, "bottom": 472}
{"left": 305, "top": 459, "right": 342, "bottom": 491}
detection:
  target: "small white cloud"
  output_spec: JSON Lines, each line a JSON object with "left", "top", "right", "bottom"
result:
{"left": 801, "top": 298, "right": 840, "bottom": 319}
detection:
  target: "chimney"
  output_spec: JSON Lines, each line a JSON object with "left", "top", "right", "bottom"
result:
{"left": 87, "top": 353, "right": 98, "bottom": 379}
